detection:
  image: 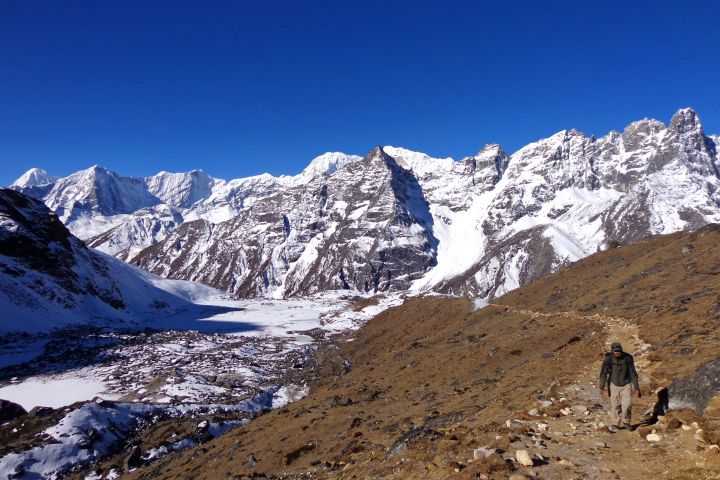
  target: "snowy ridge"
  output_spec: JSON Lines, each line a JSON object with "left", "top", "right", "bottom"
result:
{"left": 10, "top": 153, "right": 356, "bottom": 257}
{"left": 8, "top": 107, "right": 720, "bottom": 300}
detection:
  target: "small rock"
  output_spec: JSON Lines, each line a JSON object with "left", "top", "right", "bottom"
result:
{"left": 708, "top": 445, "right": 720, "bottom": 455}
{"left": 695, "top": 429, "right": 709, "bottom": 443}
{"left": 123, "top": 446, "right": 143, "bottom": 471}
{"left": 473, "top": 447, "right": 496, "bottom": 460}
{"left": 681, "top": 425, "right": 693, "bottom": 431}
{"left": 515, "top": 449, "right": 534, "bottom": 466}
{"left": 540, "top": 400, "right": 553, "bottom": 408}
{"left": 509, "top": 475, "right": 531, "bottom": 480}
{"left": 570, "top": 405, "right": 588, "bottom": 415}
{"left": 600, "top": 466, "right": 614, "bottom": 473}
{"left": 646, "top": 433, "right": 662, "bottom": 442}
{"left": 559, "top": 459, "right": 575, "bottom": 467}
{"left": 594, "top": 441, "right": 607, "bottom": 448}
{"left": 665, "top": 418, "right": 682, "bottom": 430}
{"left": 528, "top": 408, "right": 539, "bottom": 416}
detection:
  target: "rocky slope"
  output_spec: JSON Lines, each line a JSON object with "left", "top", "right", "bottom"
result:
{"left": 10, "top": 108, "right": 720, "bottom": 300}
{"left": 0, "top": 188, "right": 208, "bottom": 333}
{"left": 121, "top": 225, "right": 720, "bottom": 480}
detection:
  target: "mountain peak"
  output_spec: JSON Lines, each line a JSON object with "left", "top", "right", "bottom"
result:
{"left": 360, "top": 146, "right": 391, "bottom": 164}
{"left": 383, "top": 146, "right": 454, "bottom": 173}
{"left": 292, "top": 152, "right": 362, "bottom": 183}
{"left": 669, "top": 107, "right": 703, "bottom": 134}
{"left": 11, "top": 168, "right": 57, "bottom": 188}
{"left": 475, "top": 143, "right": 507, "bottom": 158}
{"left": 370, "top": 145, "right": 387, "bottom": 157}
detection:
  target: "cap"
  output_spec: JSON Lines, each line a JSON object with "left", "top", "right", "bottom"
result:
{"left": 611, "top": 342, "right": 623, "bottom": 352}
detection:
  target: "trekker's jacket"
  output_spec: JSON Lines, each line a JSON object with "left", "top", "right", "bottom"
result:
{"left": 597, "top": 352, "right": 639, "bottom": 390}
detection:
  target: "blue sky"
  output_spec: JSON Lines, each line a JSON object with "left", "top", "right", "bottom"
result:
{"left": 1, "top": 0, "right": 719, "bottom": 185}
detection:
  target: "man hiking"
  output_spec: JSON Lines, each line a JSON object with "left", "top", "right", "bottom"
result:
{"left": 598, "top": 342, "right": 640, "bottom": 432}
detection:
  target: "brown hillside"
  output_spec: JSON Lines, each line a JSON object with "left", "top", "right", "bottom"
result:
{"left": 125, "top": 226, "right": 720, "bottom": 480}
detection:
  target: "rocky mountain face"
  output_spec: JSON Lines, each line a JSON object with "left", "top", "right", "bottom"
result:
{"left": 10, "top": 108, "right": 720, "bottom": 299}
{"left": 0, "top": 188, "right": 194, "bottom": 333}
{"left": 132, "top": 147, "right": 437, "bottom": 297}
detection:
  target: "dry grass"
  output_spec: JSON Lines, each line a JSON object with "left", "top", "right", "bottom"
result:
{"left": 124, "top": 225, "right": 720, "bottom": 480}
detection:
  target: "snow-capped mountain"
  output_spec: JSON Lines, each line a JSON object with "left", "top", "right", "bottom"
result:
{"left": 10, "top": 108, "right": 720, "bottom": 300}
{"left": 11, "top": 167, "right": 57, "bottom": 188}
{"left": 0, "top": 188, "right": 214, "bottom": 334}
{"left": 10, "top": 154, "right": 360, "bottom": 259}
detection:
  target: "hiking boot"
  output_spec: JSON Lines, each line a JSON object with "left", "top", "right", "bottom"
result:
{"left": 624, "top": 423, "right": 633, "bottom": 431}
{"left": 608, "top": 425, "right": 619, "bottom": 433}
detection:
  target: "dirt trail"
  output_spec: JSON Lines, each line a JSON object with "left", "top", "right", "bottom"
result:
{"left": 486, "top": 304, "right": 719, "bottom": 480}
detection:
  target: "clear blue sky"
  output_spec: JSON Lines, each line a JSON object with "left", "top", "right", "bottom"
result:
{"left": 1, "top": 0, "right": 719, "bottom": 185}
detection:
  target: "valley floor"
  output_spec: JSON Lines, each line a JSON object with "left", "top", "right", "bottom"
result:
{"left": 0, "top": 292, "right": 402, "bottom": 479}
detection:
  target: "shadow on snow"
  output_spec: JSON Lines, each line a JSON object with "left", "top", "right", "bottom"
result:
{"left": 0, "top": 303, "right": 261, "bottom": 381}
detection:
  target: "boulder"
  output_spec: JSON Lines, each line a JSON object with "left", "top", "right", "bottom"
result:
{"left": 668, "top": 358, "right": 720, "bottom": 414}
{"left": 27, "top": 406, "right": 53, "bottom": 417}
{"left": 0, "top": 399, "right": 27, "bottom": 423}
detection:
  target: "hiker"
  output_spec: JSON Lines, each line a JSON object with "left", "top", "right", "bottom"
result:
{"left": 597, "top": 341, "right": 640, "bottom": 432}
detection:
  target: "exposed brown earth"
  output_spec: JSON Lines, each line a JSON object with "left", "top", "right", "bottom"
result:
{"left": 121, "top": 226, "right": 720, "bottom": 480}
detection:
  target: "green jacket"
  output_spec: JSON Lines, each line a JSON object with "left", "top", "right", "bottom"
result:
{"left": 598, "top": 352, "right": 639, "bottom": 390}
